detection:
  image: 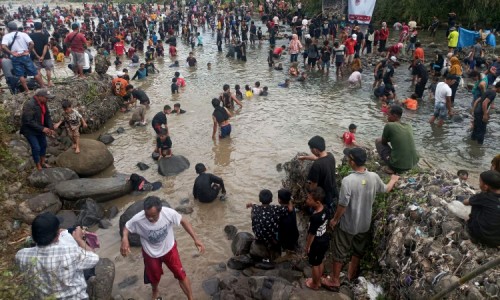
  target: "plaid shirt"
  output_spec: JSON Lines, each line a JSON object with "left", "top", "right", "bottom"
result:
{"left": 15, "top": 241, "right": 99, "bottom": 299}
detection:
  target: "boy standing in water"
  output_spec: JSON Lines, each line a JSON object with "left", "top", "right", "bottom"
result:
{"left": 342, "top": 124, "right": 358, "bottom": 148}
{"left": 54, "top": 100, "right": 88, "bottom": 154}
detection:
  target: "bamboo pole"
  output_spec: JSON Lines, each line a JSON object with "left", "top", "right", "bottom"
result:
{"left": 431, "top": 256, "right": 500, "bottom": 300}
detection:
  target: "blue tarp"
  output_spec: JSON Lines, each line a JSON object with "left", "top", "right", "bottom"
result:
{"left": 457, "top": 28, "right": 496, "bottom": 48}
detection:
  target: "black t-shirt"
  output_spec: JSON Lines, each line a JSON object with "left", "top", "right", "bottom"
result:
{"left": 186, "top": 57, "right": 197, "bottom": 67}
{"left": 171, "top": 82, "right": 179, "bottom": 94}
{"left": 193, "top": 173, "right": 224, "bottom": 203}
{"left": 279, "top": 209, "right": 299, "bottom": 250}
{"left": 467, "top": 192, "right": 500, "bottom": 247}
{"left": 156, "top": 136, "right": 172, "bottom": 149}
{"left": 321, "top": 46, "right": 331, "bottom": 62}
{"left": 152, "top": 111, "right": 167, "bottom": 127}
{"left": 251, "top": 204, "right": 288, "bottom": 243}
{"left": 415, "top": 63, "right": 428, "bottom": 82}
{"left": 131, "top": 89, "right": 150, "bottom": 105}
{"left": 474, "top": 90, "right": 497, "bottom": 115}
{"left": 308, "top": 208, "right": 330, "bottom": 243}
{"left": 213, "top": 106, "right": 229, "bottom": 124}
{"left": 29, "top": 32, "right": 51, "bottom": 60}
{"left": 383, "top": 65, "right": 395, "bottom": 85}
{"left": 307, "top": 152, "right": 338, "bottom": 204}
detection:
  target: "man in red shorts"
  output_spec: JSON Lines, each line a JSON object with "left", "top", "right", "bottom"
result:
{"left": 121, "top": 196, "right": 205, "bottom": 300}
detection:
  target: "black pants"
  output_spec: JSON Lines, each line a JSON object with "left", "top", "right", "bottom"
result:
{"left": 471, "top": 114, "right": 487, "bottom": 144}
{"left": 450, "top": 79, "right": 460, "bottom": 103}
{"left": 415, "top": 80, "right": 427, "bottom": 98}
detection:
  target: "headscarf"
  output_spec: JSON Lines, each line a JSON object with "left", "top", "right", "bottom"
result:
{"left": 449, "top": 57, "right": 462, "bottom": 76}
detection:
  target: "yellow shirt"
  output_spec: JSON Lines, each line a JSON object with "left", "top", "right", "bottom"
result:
{"left": 448, "top": 31, "right": 459, "bottom": 48}
{"left": 245, "top": 90, "right": 253, "bottom": 97}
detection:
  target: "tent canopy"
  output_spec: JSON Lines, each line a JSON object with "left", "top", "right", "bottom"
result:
{"left": 457, "top": 27, "right": 496, "bottom": 48}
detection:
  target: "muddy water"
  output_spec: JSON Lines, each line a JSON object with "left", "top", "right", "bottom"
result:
{"left": 5, "top": 5, "right": 498, "bottom": 296}
{"left": 88, "top": 28, "right": 497, "bottom": 298}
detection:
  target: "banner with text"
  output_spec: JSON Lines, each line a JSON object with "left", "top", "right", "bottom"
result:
{"left": 348, "top": 0, "right": 376, "bottom": 24}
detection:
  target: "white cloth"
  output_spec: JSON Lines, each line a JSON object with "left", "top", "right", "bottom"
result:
{"left": 126, "top": 207, "right": 182, "bottom": 258}
{"left": 434, "top": 82, "right": 452, "bottom": 105}
{"left": 83, "top": 52, "right": 90, "bottom": 70}
{"left": 348, "top": 71, "right": 362, "bottom": 83}
{"left": 1, "top": 31, "right": 33, "bottom": 53}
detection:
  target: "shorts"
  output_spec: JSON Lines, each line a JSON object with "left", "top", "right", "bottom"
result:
{"left": 321, "top": 60, "right": 330, "bottom": 69}
{"left": 220, "top": 123, "right": 231, "bottom": 138}
{"left": 71, "top": 51, "right": 85, "bottom": 66}
{"left": 67, "top": 127, "right": 80, "bottom": 140}
{"left": 308, "top": 240, "right": 329, "bottom": 266}
{"left": 153, "top": 124, "right": 162, "bottom": 134}
{"left": 335, "top": 61, "right": 343, "bottom": 67}
{"left": 307, "top": 57, "right": 317, "bottom": 66}
{"left": 12, "top": 55, "right": 38, "bottom": 77}
{"left": 433, "top": 102, "right": 448, "bottom": 120}
{"left": 346, "top": 54, "right": 354, "bottom": 64}
{"left": 331, "top": 226, "right": 370, "bottom": 262}
{"left": 34, "top": 59, "right": 54, "bottom": 70}
{"left": 143, "top": 242, "right": 186, "bottom": 285}
{"left": 407, "top": 43, "right": 415, "bottom": 50}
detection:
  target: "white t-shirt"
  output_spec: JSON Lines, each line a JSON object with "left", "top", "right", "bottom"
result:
{"left": 435, "top": 82, "right": 452, "bottom": 104}
{"left": 252, "top": 87, "right": 262, "bottom": 95}
{"left": 348, "top": 71, "right": 362, "bottom": 83}
{"left": 126, "top": 207, "right": 182, "bottom": 258}
{"left": 1, "top": 31, "right": 33, "bottom": 53}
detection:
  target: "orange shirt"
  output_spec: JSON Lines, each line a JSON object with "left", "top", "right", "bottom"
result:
{"left": 414, "top": 47, "right": 424, "bottom": 62}
{"left": 403, "top": 98, "right": 418, "bottom": 110}
{"left": 111, "top": 78, "right": 129, "bottom": 97}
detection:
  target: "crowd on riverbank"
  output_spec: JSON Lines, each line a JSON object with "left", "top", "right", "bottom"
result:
{"left": 1, "top": 0, "right": 500, "bottom": 299}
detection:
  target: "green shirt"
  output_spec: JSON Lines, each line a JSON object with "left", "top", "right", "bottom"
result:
{"left": 382, "top": 122, "right": 419, "bottom": 171}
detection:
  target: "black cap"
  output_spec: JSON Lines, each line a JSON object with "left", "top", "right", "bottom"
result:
{"left": 32, "top": 212, "right": 60, "bottom": 246}
{"left": 34, "top": 22, "right": 43, "bottom": 30}
{"left": 343, "top": 147, "right": 367, "bottom": 166}
{"left": 7, "top": 21, "right": 17, "bottom": 31}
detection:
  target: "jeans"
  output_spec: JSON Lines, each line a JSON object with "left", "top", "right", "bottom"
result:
{"left": 290, "top": 53, "right": 298, "bottom": 62}
{"left": 25, "top": 134, "right": 47, "bottom": 164}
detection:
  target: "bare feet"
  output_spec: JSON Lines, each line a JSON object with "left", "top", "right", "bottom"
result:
{"left": 75, "top": 148, "right": 80, "bottom": 154}
{"left": 305, "top": 278, "right": 320, "bottom": 290}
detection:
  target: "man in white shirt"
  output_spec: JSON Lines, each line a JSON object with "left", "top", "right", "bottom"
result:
{"left": 429, "top": 75, "right": 455, "bottom": 126}
{"left": 121, "top": 196, "right": 205, "bottom": 300}
{"left": 16, "top": 212, "right": 99, "bottom": 299}
{"left": 1, "top": 21, "right": 45, "bottom": 92}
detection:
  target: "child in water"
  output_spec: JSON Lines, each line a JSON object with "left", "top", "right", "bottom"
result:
{"left": 171, "top": 78, "right": 179, "bottom": 94}
{"left": 169, "top": 60, "right": 179, "bottom": 67}
{"left": 260, "top": 86, "right": 269, "bottom": 95}
{"left": 278, "top": 79, "right": 290, "bottom": 88}
{"left": 234, "top": 84, "right": 243, "bottom": 100}
{"left": 297, "top": 72, "right": 307, "bottom": 82}
{"left": 114, "top": 56, "right": 122, "bottom": 67}
{"left": 154, "top": 128, "right": 172, "bottom": 160}
{"left": 274, "top": 63, "right": 283, "bottom": 71}
{"left": 289, "top": 64, "right": 299, "bottom": 76}
{"left": 342, "top": 123, "right": 358, "bottom": 148}
{"left": 245, "top": 85, "right": 253, "bottom": 97}
{"left": 402, "top": 93, "right": 418, "bottom": 110}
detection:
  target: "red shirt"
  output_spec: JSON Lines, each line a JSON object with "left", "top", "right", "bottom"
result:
{"left": 344, "top": 39, "right": 357, "bottom": 55}
{"left": 176, "top": 77, "right": 186, "bottom": 87}
{"left": 127, "top": 47, "right": 135, "bottom": 58}
{"left": 388, "top": 45, "right": 400, "bottom": 57}
{"left": 273, "top": 47, "right": 284, "bottom": 55}
{"left": 343, "top": 132, "right": 355, "bottom": 145}
{"left": 64, "top": 32, "right": 87, "bottom": 53}
{"left": 114, "top": 42, "right": 125, "bottom": 56}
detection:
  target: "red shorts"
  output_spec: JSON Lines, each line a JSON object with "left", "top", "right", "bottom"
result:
{"left": 142, "top": 242, "right": 186, "bottom": 285}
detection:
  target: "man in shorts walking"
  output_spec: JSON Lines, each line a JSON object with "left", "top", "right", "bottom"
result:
{"left": 120, "top": 196, "right": 205, "bottom": 300}
{"left": 64, "top": 23, "right": 87, "bottom": 78}
{"left": 322, "top": 148, "right": 399, "bottom": 291}
{"left": 1, "top": 21, "right": 45, "bottom": 92}
{"left": 430, "top": 75, "right": 455, "bottom": 127}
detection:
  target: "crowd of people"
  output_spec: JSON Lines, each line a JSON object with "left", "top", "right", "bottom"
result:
{"left": 2, "top": 0, "right": 499, "bottom": 299}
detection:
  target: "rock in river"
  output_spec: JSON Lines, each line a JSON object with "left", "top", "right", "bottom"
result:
{"left": 17, "top": 192, "right": 62, "bottom": 224}
{"left": 158, "top": 155, "right": 190, "bottom": 176}
{"left": 54, "top": 177, "right": 132, "bottom": 202}
{"left": 119, "top": 197, "right": 171, "bottom": 246}
{"left": 28, "top": 167, "right": 79, "bottom": 188}
{"left": 56, "top": 139, "right": 114, "bottom": 176}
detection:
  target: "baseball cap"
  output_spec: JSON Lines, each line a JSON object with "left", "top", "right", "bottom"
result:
{"left": 390, "top": 56, "right": 397, "bottom": 62}
{"left": 352, "top": 34, "right": 357, "bottom": 40}
{"left": 343, "top": 147, "right": 367, "bottom": 166}
{"left": 35, "top": 88, "right": 56, "bottom": 99}
{"left": 32, "top": 212, "right": 60, "bottom": 246}
{"left": 34, "top": 22, "right": 43, "bottom": 30}
{"left": 7, "top": 21, "right": 17, "bottom": 31}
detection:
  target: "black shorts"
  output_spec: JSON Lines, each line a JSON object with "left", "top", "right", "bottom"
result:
{"left": 308, "top": 239, "right": 329, "bottom": 266}
{"left": 307, "top": 57, "right": 317, "bottom": 66}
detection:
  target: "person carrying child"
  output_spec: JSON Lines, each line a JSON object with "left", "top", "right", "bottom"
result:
{"left": 54, "top": 100, "right": 88, "bottom": 154}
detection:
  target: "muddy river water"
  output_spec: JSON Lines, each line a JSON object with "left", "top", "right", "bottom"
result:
{"left": 4, "top": 4, "right": 500, "bottom": 298}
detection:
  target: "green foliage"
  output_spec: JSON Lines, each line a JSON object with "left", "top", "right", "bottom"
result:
{"left": 0, "top": 106, "right": 15, "bottom": 166}
{"left": 0, "top": 265, "right": 36, "bottom": 299}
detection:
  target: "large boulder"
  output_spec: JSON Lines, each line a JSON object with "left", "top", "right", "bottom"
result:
{"left": 158, "top": 155, "right": 190, "bottom": 176}
{"left": 76, "top": 198, "right": 105, "bottom": 227}
{"left": 227, "top": 254, "right": 254, "bottom": 270}
{"left": 250, "top": 240, "right": 281, "bottom": 260}
{"left": 28, "top": 167, "right": 79, "bottom": 188}
{"left": 17, "top": 192, "right": 62, "bottom": 224}
{"left": 54, "top": 176, "right": 132, "bottom": 202}
{"left": 56, "top": 210, "right": 78, "bottom": 228}
{"left": 231, "top": 232, "right": 255, "bottom": 256}
{"left": 248, "top": 276, "right": 293, "bottom": 300}
{"left": 119, "top": 198, "right": 171, "bottom": 247}
{"left": 56, "top": 139, "right": 114, "bottom": 176}
{"left": 87, "top": 258, "right": 115, "bottom": 300}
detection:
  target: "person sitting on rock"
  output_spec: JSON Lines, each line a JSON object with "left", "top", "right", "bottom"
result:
{"left": 192, "top": 163, "right": 226, "bottom": 203}
{"left": 246, "top": 189, "right": 292, "bottom": 257}
{"left": 129, "top": 173, "right": 162, "bottom": 191}
{"left": 463, "top": 170, "right": 500, "bottom": 247}
{"left": 16, "top": 212, "right": 99, "bottom": 299}
{"left": 154, "top": 128, "right": 172, "bottom": 160}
